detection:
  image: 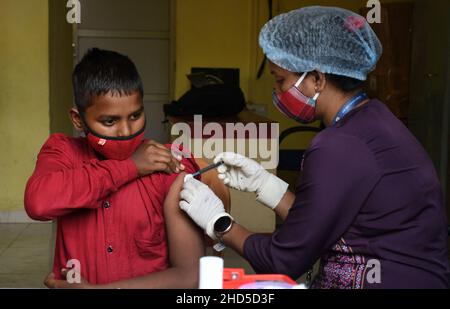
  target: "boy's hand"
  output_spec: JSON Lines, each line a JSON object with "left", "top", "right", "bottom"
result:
{"left": 44, "top": 269, "right": 92, "bottom": 289}
{"left": 131, "top": 140, "right": 185, "bottom": 177}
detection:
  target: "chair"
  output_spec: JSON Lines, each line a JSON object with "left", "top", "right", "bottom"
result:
{"left": 277, "top": 126, "right": 322, "bottom": 186}
{"left": 276, "top": 125, "right": 322, "bottom": 228}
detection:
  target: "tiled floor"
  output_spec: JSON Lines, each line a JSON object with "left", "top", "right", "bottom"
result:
{"left": 0, "top": 223, "right": 253, "bottom": 288}
{"left": 0, "top": 223, "right": 53, "bottom": 288}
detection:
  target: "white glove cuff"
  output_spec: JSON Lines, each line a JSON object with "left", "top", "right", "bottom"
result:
{"left": 206, "top": 212, "right": 230, "bottom": 240}
{"left": 256, "top": 173, "right": 289, "bottom": 209}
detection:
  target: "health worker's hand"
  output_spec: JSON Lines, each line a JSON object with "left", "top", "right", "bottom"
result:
{"left": 179, "top": 176, "right": 227, "bottom": 240}
{"left": 214, "top": 152, "right": 288, "bottom": 209}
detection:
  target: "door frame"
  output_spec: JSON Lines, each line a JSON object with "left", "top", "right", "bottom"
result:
{"left": 72, "top": 0, "right": 175, "bottom": 100}
{"left": 70, "top": 0, "right": 176, "bottom": 140}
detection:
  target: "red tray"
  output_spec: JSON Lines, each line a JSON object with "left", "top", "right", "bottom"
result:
{"left": 223, "top": 268, "right": 297, "bottom": 289}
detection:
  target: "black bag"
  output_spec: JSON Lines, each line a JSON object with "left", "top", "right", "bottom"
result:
{"left": 163, "top": 84, "right": 246, "bottom": 118}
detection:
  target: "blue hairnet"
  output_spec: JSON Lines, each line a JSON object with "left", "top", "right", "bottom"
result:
{"left": 259, "top": 6, "right": 382, "bottom": 80}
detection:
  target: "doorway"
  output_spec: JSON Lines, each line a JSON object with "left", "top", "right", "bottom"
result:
{"left": 408, "top": 0, "right": 450, "bottom": 233}
{"left": 74, "top": 0, "right": 174, "bottom": 143}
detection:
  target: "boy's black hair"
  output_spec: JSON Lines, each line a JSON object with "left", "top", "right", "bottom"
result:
{"left": 72, "top": 48, "right": 144, "bottom": 114}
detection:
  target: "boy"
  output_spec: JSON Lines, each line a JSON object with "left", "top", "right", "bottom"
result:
{"left": 25, "top": 48, "right": 204, "bottom": 288}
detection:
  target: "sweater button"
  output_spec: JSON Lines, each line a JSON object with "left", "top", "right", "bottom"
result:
{"left": 107, "top": 246, "right": 113, "bottom": 253}
{"left": 103, "top": 201, "right": 110, "bottom": 209}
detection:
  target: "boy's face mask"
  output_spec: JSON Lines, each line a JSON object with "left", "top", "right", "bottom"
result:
{"left": 84, "top": 122, "right": 146, "bottom": 161}
{"left": 272, "top": 72, "right": 320, "bottom": 124}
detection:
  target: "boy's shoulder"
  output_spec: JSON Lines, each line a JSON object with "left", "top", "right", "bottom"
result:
{"left": 45, "top": 133, "right": 85, "bottom": 146}
{"left": 42, "top": 133, "right": 89, "bottom": 157}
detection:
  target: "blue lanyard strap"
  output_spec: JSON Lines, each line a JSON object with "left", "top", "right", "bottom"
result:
{"left": 331, "top": 92, "right": 368, "bottom": 126}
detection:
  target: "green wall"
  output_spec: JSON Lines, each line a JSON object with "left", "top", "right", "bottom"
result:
{"left": 0, "top": 0, "right": 50, "bottom": 213}
{"left": 174, "top": 0, "right": 253, "bottom": 99}
{"left": 49, "top": 0, "right": 74, "bottom": 136}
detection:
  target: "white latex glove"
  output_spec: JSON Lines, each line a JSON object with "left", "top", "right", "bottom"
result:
{"left": 214, "top": 152, "right": 288, "bottom": 209}
{"left": 179, "top": 176, "right": 227, "bottom": 240}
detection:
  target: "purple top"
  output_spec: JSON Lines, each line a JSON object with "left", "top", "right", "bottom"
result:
{"left": 244, "top": 99, "right": 449, "bottom": 289}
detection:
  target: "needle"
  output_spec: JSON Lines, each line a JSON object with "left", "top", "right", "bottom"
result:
{"left": 191, "top": 160, "right": 225, "bottom": 178}
{"left": 184, "top": 160, "right": 225, "bottom": 182}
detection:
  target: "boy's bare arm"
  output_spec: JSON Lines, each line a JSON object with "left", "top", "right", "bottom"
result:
{"left": 97, "top": 173, "right": 205, "bottom": 289}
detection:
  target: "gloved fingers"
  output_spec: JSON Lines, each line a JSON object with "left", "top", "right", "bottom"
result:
{"left": 215, "top": 152, "right": 247, "bottom": 168}
{"left": 179, "top": 200, "right": 191, "bottom": 213}
{"left": 218, "top": 173, "right": 227, "bottom": 180}
{"left": 183, "top": 176, "right": 205, "bottom": 191}
{"left": 216, "top": 165, "right": 230, "bottom": 185}
{"left": 217, "top": 165, "right": 228, "bottom": 174}
{"left": 217, "top": 171, "right": 232, "bottom": 186}
{"left": 213, "top": 153, "right": 225, "bottom": 164}
{"left": 183, "top": 174, "right": 194, "bottom": 183}
{"left": 180, "top": 189, "right": 194, "bottom": 203}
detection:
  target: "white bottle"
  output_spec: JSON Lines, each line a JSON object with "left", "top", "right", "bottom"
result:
{"left": 199, "top": 256, "right": 224, "bottom": 289}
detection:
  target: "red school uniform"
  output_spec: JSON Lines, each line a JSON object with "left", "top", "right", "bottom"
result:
{"left": 24, "top": 133, "right": 200, "bottom": 285}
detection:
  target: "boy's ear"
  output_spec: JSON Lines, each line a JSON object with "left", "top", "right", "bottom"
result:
{"left": 69, "top": 107, "right": 85, "bottom": 132}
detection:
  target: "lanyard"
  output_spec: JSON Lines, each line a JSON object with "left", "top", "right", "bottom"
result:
{"left": 331, "top": 92, "right": 368, "bottom": 126}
